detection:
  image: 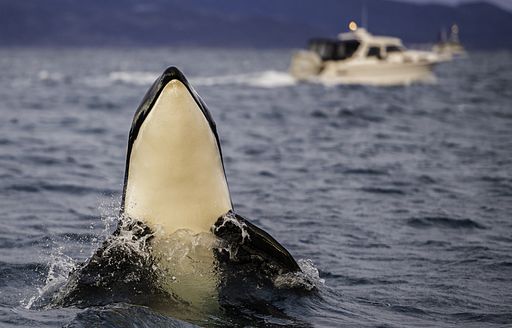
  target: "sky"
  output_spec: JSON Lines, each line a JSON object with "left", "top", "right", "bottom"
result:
{"left": 398, "top": 0, "right": 512, "bottom": 11}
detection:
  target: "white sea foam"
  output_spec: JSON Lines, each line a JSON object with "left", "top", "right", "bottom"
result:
{"left": 273, "top": 259, "right": 325, "bottom": 291}
{"left": 193, "top": 70, "right": 296, "bottom": 88}
{"left": 213, "top": 212, "right": 250, "bottom": 243}
{"left": 37, "top": 70, "right": 65, "bottom": 83}
{"left": 108, "top": 71, "right": 159, "bottom": 85}
{"left": 81, "top": 71, "right": 158, "bottom": 88}
{"left": 83, "top": 70, "right": 296, "bottom": 89}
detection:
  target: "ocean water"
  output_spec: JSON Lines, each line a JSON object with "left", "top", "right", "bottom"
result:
{"left": 0, "top": 47, "right": 511, "bottom": 327}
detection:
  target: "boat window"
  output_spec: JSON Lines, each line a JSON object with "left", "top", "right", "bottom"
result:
{"left": 367, "top": 46, "right": 381, "bottom": 59}
{"left": 385, "top": 45, "right": 402, "bottom": 53}
{"left": 308, "top": 39, "right": 359, "bottom": 61}
{"left": 334, "top": 40, "right": 360, "bottom": 60}
{"left": 309, "top": 39, "right": 336, "bottom": 61}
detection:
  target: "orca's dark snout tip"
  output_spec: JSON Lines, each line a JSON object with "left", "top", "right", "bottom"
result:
{"left": 163, "top": 66, "right": 186, "bottom": 81}
{"left": 163, "top": 66, "right": 181, "bottom": 75}
{"left": 160, "top": 66, "right": 191, "bottom": 87}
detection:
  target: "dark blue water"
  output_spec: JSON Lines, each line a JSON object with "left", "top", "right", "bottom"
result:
{"left": 1, "top": 48, "right": 511, "bottom": 327}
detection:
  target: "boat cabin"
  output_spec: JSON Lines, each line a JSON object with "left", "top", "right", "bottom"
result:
{"left": 308, "top": 28, "right": 405, "bottom": 62}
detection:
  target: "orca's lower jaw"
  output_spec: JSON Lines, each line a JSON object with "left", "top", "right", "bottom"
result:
{"left": 123, "top": 79, "right": 232, "bottom": 235}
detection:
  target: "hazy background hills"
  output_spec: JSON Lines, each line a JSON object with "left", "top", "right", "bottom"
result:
{"left": 0, "top": 0, "right": 511, "bottom": 49}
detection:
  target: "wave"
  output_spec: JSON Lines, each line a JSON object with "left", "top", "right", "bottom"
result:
{"left": 360, "top": 187, "right": 405, "bottom": 195}
{"left": 193, "top": 70, "right": 296, "bottom": 88}
{"left": 82, "top": 70, "right": 296, "bottom": 89}
{"left": 36, "top": 68, "right": 436, "bottom": 90}
{"left": 407, "top": 216, "right": 486, "bottom": 229}
{"left": 5, "top": 182, "right": 116, "bottom": 196}
{"left": 65, "top": 303, "right": 195, "bottom": 328}
{"left": 273, "top": 259, "right": 325, "bottom": 291}
{"left": 343, "top": 168, "right": 388, "bottom": 176}
{"left": 108, "top": 71, "right": 158, "bottom": 86}
{"left": 37, "top": 70, "right": 69, "bottom": 84}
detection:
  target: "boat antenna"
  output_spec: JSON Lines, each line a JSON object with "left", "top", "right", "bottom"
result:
{"left": 361, "top": 0, "right": 368, "bottom": 30}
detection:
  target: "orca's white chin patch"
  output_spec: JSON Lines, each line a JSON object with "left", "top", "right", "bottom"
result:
{"left": 124, "top": 79, "right": 232, "bottom": 234}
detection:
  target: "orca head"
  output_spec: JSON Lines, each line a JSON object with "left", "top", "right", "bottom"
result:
{"left": 121, "top": 67, "right": 232, "bottom": 234}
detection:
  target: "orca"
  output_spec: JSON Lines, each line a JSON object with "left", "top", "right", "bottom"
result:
{"left": 122, "top": 66, "right": 299, "bottom": 271}
{"left": 54, "top": 67, "right": 301, "bottom": 309}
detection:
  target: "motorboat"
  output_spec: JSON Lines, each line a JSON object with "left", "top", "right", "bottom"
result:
{"left": 289, "top": 23, "right": 441, "bottom": 86}
{"left": 432, "top": 24, "right": 466, "bottom": 60}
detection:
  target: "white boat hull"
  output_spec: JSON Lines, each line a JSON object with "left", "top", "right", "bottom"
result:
{"left": 316, "top": 60, "right": 436, "bottom": 86}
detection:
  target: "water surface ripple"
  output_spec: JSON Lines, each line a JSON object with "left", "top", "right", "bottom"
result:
{"left": 0, "top": 48, "right": 511, "bottom": 327}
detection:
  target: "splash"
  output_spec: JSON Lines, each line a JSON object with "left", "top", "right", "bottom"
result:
{"left": 211, "top": 212, "right": 253, "bottom": 262}
{"left": 151, "top": 229, "right": 221, "bottom": 311}
{"left": 97, "top": 196, "right": 122, "bottom": 239}
{"left": 29, "top": 202, "right": 317, "bottom": 312}
{"left": 26, "top": 198, "right": 122, "bottom": 309}
{"left": 24, "top": 245, "right": 77, "bottom": 309}
{"left": 100, "top": 216, "right": 154, "bottom": 264}
{"left": 273, "top": 259, "right": 325, "bottom": 291}
{"left": 213, "top": 211, "right": 250, "bottom": 244}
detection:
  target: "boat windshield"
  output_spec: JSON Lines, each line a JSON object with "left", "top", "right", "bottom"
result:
{"left": 308, "top": 39, "right": 360, "bottom": 61}
{"left": 385, "top": 45, "right": 402, "bottom": 53}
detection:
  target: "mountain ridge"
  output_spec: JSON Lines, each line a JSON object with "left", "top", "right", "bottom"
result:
{"left": 0, "top": 0, "right": 510, "bottom": 49}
